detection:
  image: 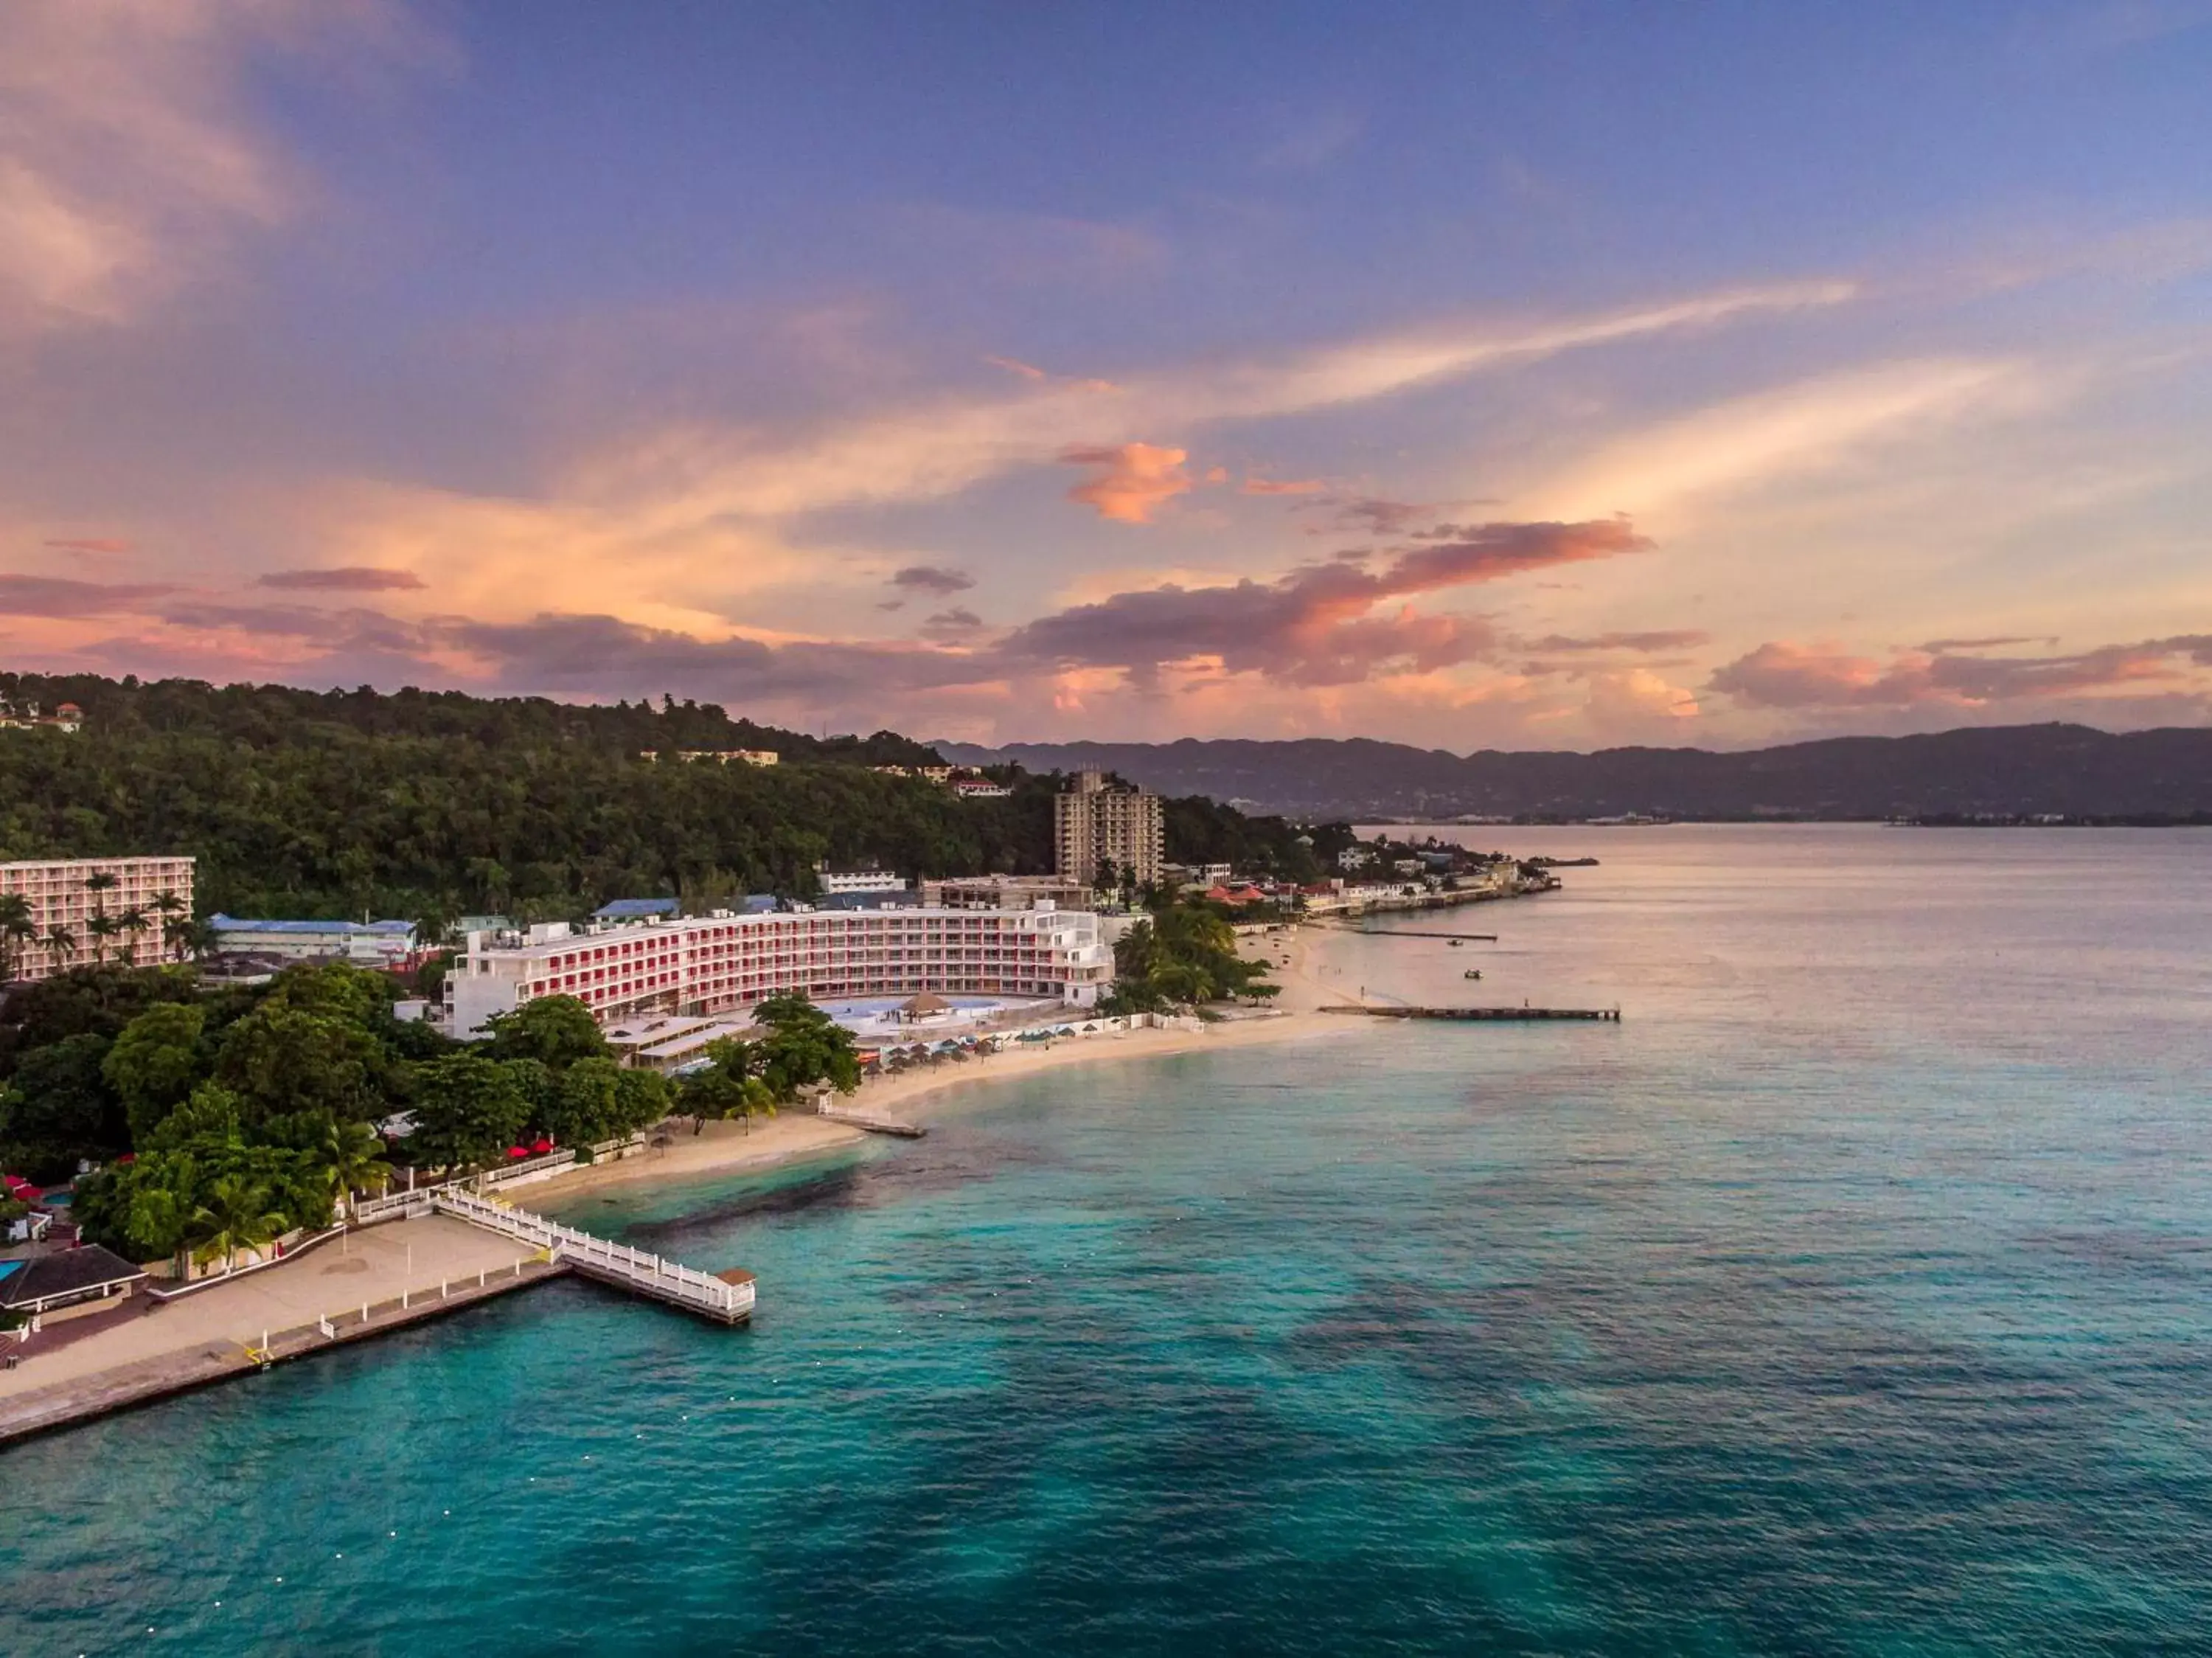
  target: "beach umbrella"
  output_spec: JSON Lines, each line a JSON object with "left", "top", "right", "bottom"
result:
{"left": 507, "top": 1145, "right": 529, "bottom": 1159}
{"left": 532, "top": 1137, "right": 553, "bottom": 1154}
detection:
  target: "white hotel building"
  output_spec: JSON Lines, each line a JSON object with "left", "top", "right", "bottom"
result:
{"left": 446, "top": 903, "right": 1111, "bottom": 1037}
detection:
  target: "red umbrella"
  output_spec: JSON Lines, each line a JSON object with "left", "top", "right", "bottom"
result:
{"left": 507, "top": 1145, "right": 529, "bottom": 1159}
{"left": 532, "top": 1137, "right": 553, "bottom": 1154}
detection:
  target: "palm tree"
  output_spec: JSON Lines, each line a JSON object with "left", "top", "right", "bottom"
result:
{"left": 0, "top": 892, "right": 34, "bottom": 984}
{"left": 83, "top": 869, "right": 119, "bottom": 913}
{"left": 85, "top": 911, "right": 120, "bottom": 966}
{"left": 317, "top": 1119, "right": 390, "bottom": 1220}
{"left": 150, "top": 889, "right": 187, "bottom": 960}
{"left": 116, "top": 906, "right": 150, "bottom": 968}
{"left": 188, "top": 1175, "right": 289, "bottom": 1274}
{"left": 44, "top": 923, "right": 76, "bottom": 974}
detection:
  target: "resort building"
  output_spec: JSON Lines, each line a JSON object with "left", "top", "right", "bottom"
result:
{"left": 0, "top": 697, "right": 83, "bottom": 733}
{"left": 639, "top": 749, "right": 779, "bottom": 766}
{"left": 444, "top": 903, "right": 1112, "bottom": 1037}
{"left": 1053, "top": 770, "right": 1164, "bottom": 889}
{"left": 0, "top": 856, "right": 195, "bottom": 982}
{"left": 920, "top": 873, "right": 1096, "bottom": 912}
{"left": 206, "top": 915, "right": 421, "bottom": 968}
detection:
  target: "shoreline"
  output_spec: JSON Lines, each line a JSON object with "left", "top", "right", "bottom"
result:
{"left": 0, "top": 926, "right": 1361, "bottom": 1441}
{"left": 535, "top": 919, "right": 1349, "bottom": 1203}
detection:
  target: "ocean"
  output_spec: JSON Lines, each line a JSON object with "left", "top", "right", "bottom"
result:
{"left": 6, "top": 826, "right": 2211, "bottom": 1655}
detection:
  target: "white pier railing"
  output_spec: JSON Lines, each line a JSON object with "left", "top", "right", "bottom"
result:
{"left": 431, "top": 1189, "right": 753, "bottom": 1323}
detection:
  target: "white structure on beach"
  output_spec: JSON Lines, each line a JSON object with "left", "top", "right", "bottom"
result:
{"left": 445, "top": 903, "right": 1110, "bottom": 1036}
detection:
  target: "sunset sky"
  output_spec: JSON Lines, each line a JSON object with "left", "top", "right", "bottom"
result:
{"left": 4, "top": 1, "right": 2210, "bottom": 749}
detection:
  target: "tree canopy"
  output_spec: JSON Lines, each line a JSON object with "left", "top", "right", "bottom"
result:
{"left": 0, "top": 672, "right": 1342, "bottom": 923}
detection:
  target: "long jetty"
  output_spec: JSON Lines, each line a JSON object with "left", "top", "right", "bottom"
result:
{"left": 820, "top": 1106, "right": 927, "bottom": 1139}
{"left": 431, "top": 1189, "right": 754, "bottom": 1324}
{"left": 1321, "top": 1004, "right": 1621, "bottom": 1021}
{"left": 1324, "top": 927, "right": 1499, "bottom": 941}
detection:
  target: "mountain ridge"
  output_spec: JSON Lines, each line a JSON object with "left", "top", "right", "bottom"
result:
{"left": 934, "top": 724, "right": 2212, "bottom": 820}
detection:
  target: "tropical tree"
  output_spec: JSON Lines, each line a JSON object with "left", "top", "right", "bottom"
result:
{"left": 0, "top": 892, "right": 35, "bottom": 983}
{"left": 102, "top": 1002, "right": 209, "bottom": 1145}
{"left": 677, "top": 1039, "right": 776, "bottom": 1132}
{"left": 749, "top": 994, "right": 861, "bottom": 1103}
{"left": 116, "top": 906, "right": 150, "bottom": 966}
{"left": 188, "top": 1173, "right": 289, "bottom": 1273}
{"left": 214, "top": 1002, "right": 383, "bottom": 1125}
{"left": 84, "top": 911, "right": 119, "bottom": 966}
{"left": 83, "top": 870, "right": 119, "bottom": 914}
{"left": 316, "top": 1117, "right": 390, "bottom": 1219}
{"left": 43, "top": 923, "right": 77, "bottom": 974}
{"left": 484, "top": 994, "right": 608, "bottom": 1071}
{"left": 408, "top": 1053, "right": 529, "bottom": 1173}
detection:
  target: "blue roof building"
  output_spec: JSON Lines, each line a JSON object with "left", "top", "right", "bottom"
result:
{"left": 592, "top": 897, "right": 681, "bottom": 921}
{"left": 208, "top": 915, "right": 420, "bottom": 965}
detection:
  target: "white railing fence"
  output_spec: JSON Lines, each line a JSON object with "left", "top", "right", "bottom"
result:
{"left": 431, "top": 1189, "right": 752, "bottom": 1319}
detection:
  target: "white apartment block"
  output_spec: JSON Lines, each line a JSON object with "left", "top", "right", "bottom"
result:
{"left": 446, "top": 904, "right": 1111, "bottom": 1036}
{"left": 1054, "top": 771, "right": 1164, "bottom": 889}
{"left": 0, "top": 856, "right": 195, "bottom": 981}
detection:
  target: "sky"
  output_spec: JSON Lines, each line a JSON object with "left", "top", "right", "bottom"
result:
{"left": 3, "top": 0, "right": 2211, "bottom": 752}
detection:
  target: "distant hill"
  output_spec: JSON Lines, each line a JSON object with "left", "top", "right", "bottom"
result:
{"left": 936, "top": 724, "right": 2212, "bottom": 822}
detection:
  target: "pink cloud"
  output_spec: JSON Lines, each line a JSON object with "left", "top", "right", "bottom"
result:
{"left": 1060, "top": 442, "right": 1192, "bottom": 524}
{"left": 983, "top": 355, "right": 1048, "bottom": 381}
{"left": 1711, "top": 637, "right": 2212, "bottom": 708}
{"left": 1242, "top": 476, "right": 1328, "bottom": 496}
{"left": 43, "top": 536, "right": 134, "bottom": 554}
{"left": 1002, "top": 518, "right": 1649, "bottom": 685}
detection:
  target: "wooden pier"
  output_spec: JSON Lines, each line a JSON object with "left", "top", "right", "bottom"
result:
{"left": 1312, "top": 923, "right": 1498, "bottom": 940}
{"left": 1321, "top": 1004, "right": 1621, "bottom": 1021}
{"left": 433, "top": 1190, "right": 754, "bottom": 1324}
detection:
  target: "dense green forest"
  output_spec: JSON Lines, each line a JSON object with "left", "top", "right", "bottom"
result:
{"left": 0, "top": 961, "right": 858, "bottom": 1267}
{"left": 0, "top": 673, "right": 1346, "bottom": 923}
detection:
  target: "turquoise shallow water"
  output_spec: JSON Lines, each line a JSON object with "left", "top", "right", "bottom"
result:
{"left": 6, "top": 827, "right": 2212, "bottom": 1655}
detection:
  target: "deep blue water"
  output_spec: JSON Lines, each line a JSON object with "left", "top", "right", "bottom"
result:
{"left": 6, "top": 827, "right": 2211, "bottom": 1655}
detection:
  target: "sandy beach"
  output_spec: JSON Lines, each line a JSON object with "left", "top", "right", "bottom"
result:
{"left": 534, "top": 918, "right": 1351, "bottom": 1201}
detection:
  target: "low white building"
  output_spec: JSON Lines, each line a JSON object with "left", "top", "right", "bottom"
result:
{"left": 209, "top": 915, "right": 420, "bottom": 966}
{"left": 818, "top": 868, "right": 908, "bottom": 896}
{"left": 445, "top": 903, "right": 1110, "bottom": 1036}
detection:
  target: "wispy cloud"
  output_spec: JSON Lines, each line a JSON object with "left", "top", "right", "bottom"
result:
{"left": 258, "top": 565, "right": 426, "bottom": 592}
{"left": 0, "top": 0, "right": 426, "bottom": 337}
{"left": 578, "top": 280, "right": 1858, "bottom": 527}
{"left": 1530, "top": 357, "right": 2039, "bottom": 522}
{"left": 0, "top": 573, "right": 177, "bottom": 617}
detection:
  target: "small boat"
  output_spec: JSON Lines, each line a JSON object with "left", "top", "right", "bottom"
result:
{"left": 1447, "top": 938, "right": 1464, "bottom": 948}
{"left": 1463, "top": 968, "right": 1482, "bottom": 980}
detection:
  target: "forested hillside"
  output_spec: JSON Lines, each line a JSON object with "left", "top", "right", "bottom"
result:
{"left": 942, "top": 724, "right": 2212, "bottom": 821}
{"left": 0, "top": 673, "right": 1336, "bottom": 923}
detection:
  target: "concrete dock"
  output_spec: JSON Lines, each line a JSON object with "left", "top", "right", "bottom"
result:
{"left": 1321, "top": 1004, "right": 1621, "bottom": 1021}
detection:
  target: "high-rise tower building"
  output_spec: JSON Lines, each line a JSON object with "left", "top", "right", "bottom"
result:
{"left": 1053, "top": 771, "right": 1164, "bottom": 889}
